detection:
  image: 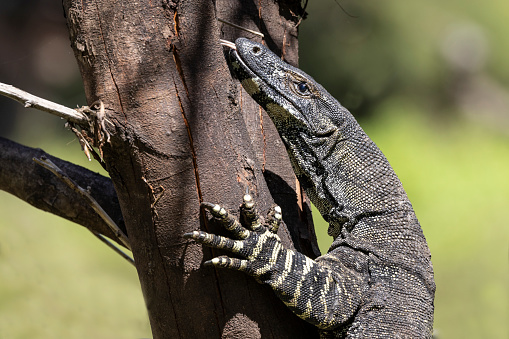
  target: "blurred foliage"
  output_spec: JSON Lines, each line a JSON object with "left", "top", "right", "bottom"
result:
{"left": 0, "top": 0, "right": 86, "bottom": 139}
{"left": 0, "top": 0, "right": 508, "bottom": 338}
{"left": 300, "top": 0, "right": 509, "bottom": 128}
{"left": 0, "top": 190, "right": 151, "bottom": 338}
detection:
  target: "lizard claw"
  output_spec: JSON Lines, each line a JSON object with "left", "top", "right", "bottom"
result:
{"left": 240, "top": 193, "right": 263, "bottom": 231}
{"left": 201, "top": 201, "right": 250, "bottom": 239}
{"left": 267, "top": 205, "right": 282, "bottom": 234}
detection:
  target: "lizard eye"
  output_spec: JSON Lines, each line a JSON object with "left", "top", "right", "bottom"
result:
{"left": 292, "top": 81, "right": 311, "bottom": 97}
{"left": 297, "top": 82, "right": 309, "bottom": 93}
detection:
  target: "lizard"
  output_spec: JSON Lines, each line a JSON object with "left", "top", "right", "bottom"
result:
{"left": 184, "top": 38, "right": 435, "bottom": 338}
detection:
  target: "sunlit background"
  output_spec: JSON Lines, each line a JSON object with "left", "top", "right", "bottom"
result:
{"left": 0, "top": 1, "right": 507, "bottom": 338}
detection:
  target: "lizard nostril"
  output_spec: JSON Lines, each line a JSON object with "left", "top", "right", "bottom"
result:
{"left": 252, "top": 46, "right": 261, "bottom": 54}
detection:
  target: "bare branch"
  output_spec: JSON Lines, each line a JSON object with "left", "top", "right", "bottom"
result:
{"left": 33, "top": 157, "right": 131, "bottom": 251}
{"left": 0, "top": 137, "right": 127, "bottom": 247}
{"left": 217, "top": 18, "right": 264, "bottom": 37}
{"left": 0, "top": 82, "right": 88, "bottom": 125}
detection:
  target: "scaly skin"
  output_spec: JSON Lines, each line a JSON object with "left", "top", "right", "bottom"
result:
{"left": 185, "top": 38, "right": 435, "bottom": 338}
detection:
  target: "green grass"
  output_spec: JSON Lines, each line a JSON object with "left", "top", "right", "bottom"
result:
{"left": 0, "top": 190, "right": 152, "bottom": 338}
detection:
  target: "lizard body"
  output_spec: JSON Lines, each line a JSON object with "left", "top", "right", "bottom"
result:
{"left": 185, "top": 38, "right": 435, "bottom": 338}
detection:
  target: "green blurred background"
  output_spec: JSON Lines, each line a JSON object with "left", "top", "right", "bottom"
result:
{"left": 0, "top": 0, "right": 507, "bottom": 338}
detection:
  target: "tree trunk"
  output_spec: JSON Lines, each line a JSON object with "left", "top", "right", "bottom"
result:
{"left": 62, "top": 0, "right": 319, "bottom": 337}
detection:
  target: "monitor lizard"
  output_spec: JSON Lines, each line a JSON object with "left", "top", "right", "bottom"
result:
{"left": 184, "top": 38, "right": 435, "bottom": 338}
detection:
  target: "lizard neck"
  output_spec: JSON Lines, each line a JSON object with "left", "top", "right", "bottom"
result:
{"left": 280, "top": 118, "right": 411, "bottom": 240}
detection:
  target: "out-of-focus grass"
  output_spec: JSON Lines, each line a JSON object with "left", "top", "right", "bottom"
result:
{"left": 0, "top": 192, "right": 152, "bottom": 338}
{"left": 0, "top": 140, "right": 151, "bottom": 338}
{"left": 313, "top": 100, "right": 508, "bottom": 339}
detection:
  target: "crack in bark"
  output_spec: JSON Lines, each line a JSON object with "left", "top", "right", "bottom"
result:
{"left": 93, "top": 0, "right": 127, "bottom": 121}
{"left": 172, "top": 48, "right": 190, "bottom": 98}
{"left": 173, "top": 81, "right": 202, "bottom": 204}
{"left": 259, "top": 105, "right": 267, "bottom": 171}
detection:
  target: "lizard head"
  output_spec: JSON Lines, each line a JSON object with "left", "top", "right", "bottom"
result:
{"left": 227, "top": 38, "right": 351, "bottom": 142}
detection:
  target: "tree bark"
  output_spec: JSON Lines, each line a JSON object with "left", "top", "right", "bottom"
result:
{"left": 59, "top": 0, "right": 318, "bottom": 337}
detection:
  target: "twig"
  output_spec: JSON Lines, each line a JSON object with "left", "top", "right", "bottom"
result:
{"left": 0, "top": 82, "right": 113, "bottom": 163}
{"left": 295, "top": 0, "right": 309, "bottom": 27}
{"left": 0, "top": 82, "right": 88, "bottom": 125}
{"left": 333, "top": 0, "right": 358, "bottom": 18}
{"left": 67, "top": 123, "right": 94, "bottom": 161}
{"left": 220, "top": 39, "right": 236, "bottom": 50}
{"left": 217, "top": 18, "right": 264, "bottom": 38}
{"left": 33, "top": 157, "right": 132, "bottom": 252}
{"left": 91, "top": 231, "right": 135, "bottom": 266}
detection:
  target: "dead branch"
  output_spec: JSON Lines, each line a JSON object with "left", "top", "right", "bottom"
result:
{"left": 0, "top": 137, "right": 126, "bottom": 247}
{"left": 0, "top": 82, "right": 88, "bottom": 125}
{"left": 33, "top": 156, "right": 131, "bottom": 250}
